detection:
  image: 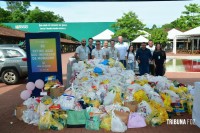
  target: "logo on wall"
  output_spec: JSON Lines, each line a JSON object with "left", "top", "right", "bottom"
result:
{"left": 15, "top": 25, "right": 29, "bottom": 29}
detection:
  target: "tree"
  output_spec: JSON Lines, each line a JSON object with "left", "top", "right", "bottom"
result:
{"left": 0, "top": 7, "right": 12, "bottom": 22}
{"left": 112, "top": 11, "right": 145, "bottom": 41}
{"left": 151, "top": 24, "right": 157, "bottom": 29}
{"left": 6, "top": 1, "right": 30, "bottom": 13}
{"left": 162, "top": 3, "right": 200, "bottom": 31}
{"left": 149, "top": 28, "right": 168, "bottom": 46}
{"left": 161, "top": 23, "right": 174, "bottom": 31}
{"left": 6, "top": 1, "right": 30, "bottom": 22}
{"left": 11, "top": 9, "right": 27, "bottom": 22}
{"left": 25, "top": 7, "right": 64, "bottom": 22}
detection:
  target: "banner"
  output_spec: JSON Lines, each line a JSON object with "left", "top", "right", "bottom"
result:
{"left": 25, "top": 32, "right": 63, "bottom": 97}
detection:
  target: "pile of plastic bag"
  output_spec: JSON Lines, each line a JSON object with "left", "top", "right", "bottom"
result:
{"left": 18, "top": 58, "right": 196, "bottom": 132}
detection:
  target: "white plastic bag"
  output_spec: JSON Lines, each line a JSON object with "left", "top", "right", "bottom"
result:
{"left": 103, "top": 90, "right": 116, "bottom": 105}
{"left": 111, "top": 111, "right": 127, "bottom": 132}
{"left": 161, "top": 90, "right": 180, "bottom": 103}
{"left": 137, "top": 101, "right": 152, "bottom": 118}
{"left": 22, "top": 109, "right": 40, "bottom": 125}
{"left": 148, "top": 91, "right": 164, "bottom": 106}
{"left": 56, "top": 95, "right": 75, "bottom": 110}
{"left": 37, "top": 102, "right": 52, "bottom": 116}
{"left": 23, "top": 97, "right": 38, "bottom": 110}
{"left": 192, "top": 82, "right": 200, "bottom": 128}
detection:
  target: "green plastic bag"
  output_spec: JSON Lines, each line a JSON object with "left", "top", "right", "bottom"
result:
{"left": 67, "top": 110, "right": 86, "bottom": 125}
{"left": 86, "top": 116, "right": 100, "bottom": 130}
{"left": 85, "top": 107, "right": 100, "bottom": 130}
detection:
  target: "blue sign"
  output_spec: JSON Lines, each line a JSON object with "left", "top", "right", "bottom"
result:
{"left": 25, "top": 32, "right": 63, "bottom": 97}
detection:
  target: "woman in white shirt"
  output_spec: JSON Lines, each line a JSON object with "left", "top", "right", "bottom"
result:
{"left": 125, "top": 45, "right": 135, "bottom": 71}
{"left": 92, "top": 40, "right": 106, "bottom": 59}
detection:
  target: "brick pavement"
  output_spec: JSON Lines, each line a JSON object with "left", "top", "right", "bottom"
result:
{"left": 0, "top": 53, "right": 199, "bottom": 133}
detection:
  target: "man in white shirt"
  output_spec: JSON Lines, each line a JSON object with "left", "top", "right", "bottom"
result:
{"left": 92, "top": 40, "right": 106, "bottom": 59}
{"left": 75, "top": 39, "right": 90, "bottom": 61}
{"left": 108, "top": 40, "right": 120, "bottom": 60}
{"left": 115, "top": 36, "right": 129, "bottom": 68}
{"left": 146, "top": 40, "right": 155, "bottom": 75}
{"left": 102, "top": 41, "right": 110, "bottom": 59}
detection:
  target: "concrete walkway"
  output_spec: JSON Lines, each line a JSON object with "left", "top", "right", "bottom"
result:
{"left": 0, "top": 52, "right": 199, "bottom": 133}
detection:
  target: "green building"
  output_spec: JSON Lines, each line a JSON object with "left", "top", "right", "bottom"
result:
{"left": 3, "top": 22, "right": 115, "bottom": 42}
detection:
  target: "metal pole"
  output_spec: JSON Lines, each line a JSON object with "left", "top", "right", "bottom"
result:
{"left": 192, "top": 38, "right": 194, "bottom": 54}
{"left": 173, "top": 36, "right": 177, "bottom": 54}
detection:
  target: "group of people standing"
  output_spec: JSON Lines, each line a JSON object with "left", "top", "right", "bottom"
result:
{"left": 75, "top": 36, "right": 166, "bottom": 76}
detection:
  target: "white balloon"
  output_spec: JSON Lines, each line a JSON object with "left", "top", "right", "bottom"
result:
{"left": 26, "top": 82, "right": 35, "bottom": 91}
{"left": 35, "top": 79, "right": 44, "bottom": 89}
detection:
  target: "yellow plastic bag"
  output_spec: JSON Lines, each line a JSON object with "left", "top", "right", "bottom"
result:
{"left": 135, "top": 80, "right": 148, "bottom": 86}
{"left": 114, "top": 91, "right": 122, "bottom": 105}
{"left": 83, "top": 96, "right": 91, "bottom": 104}
{"left": 149, "top": 100, "right": 169, "bottom": 123}
{"left": 50, "top": 117, "right": 64, "bottom": 130}
{"left": 38, "top": 111, "right": 52, "bottom": 130}
{"left": 133, "top": 90, "right": 149, "bottom": 103}
{"left": 151, "top": 117, "right": 162, "bottom": 126}
{"left": 100, "top": 79, "right": 110, "bottom": 85}
{"left": 160, "top": 93, "right": 173, "bottom": 112}
{"left": 90, "top": 100, "right": 100, "bottom": 108}
{"left": 41, "top": 96, "right": 53, "bottom": 105}
{"left": 100, "top": 115, "right": 111, "bottom": 131}
{"left": 158, "top": 108, "right": 168, "bottom": 123}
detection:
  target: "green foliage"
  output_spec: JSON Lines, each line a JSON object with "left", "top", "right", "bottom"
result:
{"left": 3, "top": 1, "right": 64, "bottom": 23}
{"left": 0, "top": 23, "right": 11, "bottom": 28}
{"left": 162, "top": 3, "right": 200, "bottom": 31}
{"left": 11, "top": 9, "right": 26, "bottom": 22}
{"left": 148, "top": 28, "right": 168, "bottom": 46}
{"left": 25, "top": 7, "right": 64, "bottom": 23}
{"left": 0, "top": 7, "right": 12, "bottom": 22}
{"left": 151, "top": 24, "right": 157, "bottom": 30}
{"left": 112, "top": 11, "right": 145, "bottom": 41}
{"left": 6, "top": 1, "right": 30, "bottom": 13}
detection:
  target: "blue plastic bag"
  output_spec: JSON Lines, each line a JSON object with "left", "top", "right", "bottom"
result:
{"left": 101, "top": 60, "right": 109, "bottom": 65}
{"left": 94, "top": 67, "right": 103, "bottom": 75}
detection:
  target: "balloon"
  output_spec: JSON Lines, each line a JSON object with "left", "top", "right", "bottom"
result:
{"left": 35, "top": 79, "right": 44, "bottom": 89}
{"left": 27, "top": 89, "right": 32, "bottom": 94}
{"left": 20, "top": 90, "right": 31, "bottom": 100}
{"left": 26, "top": 82, "right": 35, "bottom": 91}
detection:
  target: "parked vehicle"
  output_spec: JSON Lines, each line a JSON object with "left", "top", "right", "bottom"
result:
{"left": 0, "top": 45, "right": 27, "bottom": 85}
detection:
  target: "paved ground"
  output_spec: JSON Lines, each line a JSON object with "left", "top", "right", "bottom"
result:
{"left": 0, "top": 52, "right": 199, "bottom": 133}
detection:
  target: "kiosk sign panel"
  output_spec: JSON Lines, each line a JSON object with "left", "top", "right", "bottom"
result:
{"left": 25, "top": 32, "right": 63, "bottom": 96}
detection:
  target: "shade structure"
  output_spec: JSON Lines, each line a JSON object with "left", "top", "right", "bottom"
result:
{"left": 132, "top": 35, "right": 149, "bottom": 43}
{"left": 167, "top": 28, "right": 183, "bottom": 40}
{"left": 93, "top": 29, "right": 114, "bottom": 40}
{"left": 183, "top": 26, "right": 200, "bottom": 36}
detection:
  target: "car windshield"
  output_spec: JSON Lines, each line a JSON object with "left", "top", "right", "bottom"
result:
{"left": 2, "top": 49, "right": 23, "bottom": 58}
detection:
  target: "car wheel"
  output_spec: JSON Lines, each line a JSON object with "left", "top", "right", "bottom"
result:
{"left": 1, "top": 69, "right": 19, "bottom": 85}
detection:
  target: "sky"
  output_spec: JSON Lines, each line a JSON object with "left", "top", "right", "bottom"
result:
{"left": 0, "top": 0, "right": 200, "bottom": 28}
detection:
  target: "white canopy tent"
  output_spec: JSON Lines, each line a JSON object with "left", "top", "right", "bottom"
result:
{"left": 137, "top": 30, "right": 151, "bottom": 38}
{"left": 132, "top": 35, "right": 149, "bottom": 43}
{"left": 172, "top": 26, "right": 200, "bottom": 54}
{"left": 93, "top": 29, "right": 114, "bottom": 40}
{"left": 167, "top": 28, "right": 183, "bottom": 40}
